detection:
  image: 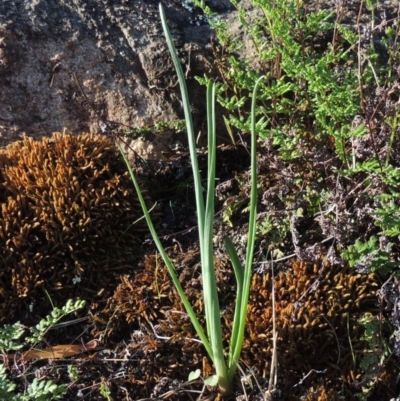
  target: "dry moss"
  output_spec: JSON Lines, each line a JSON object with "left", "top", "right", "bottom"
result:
{"left": 298, "top": 384, "right": 342, "bottom": 401}
{"left": 0, "top": 132, "right": 149, "bottom": 322}
{"left": 103, "top": 246, "right": 389, "bottom": 399}
{"left": 244, "top": 260, "right": 379, "bottom": 381}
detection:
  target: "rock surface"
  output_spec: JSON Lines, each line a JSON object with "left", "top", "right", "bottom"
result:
{"left": 0, "top": 0, "right": 226, "bottom": 147}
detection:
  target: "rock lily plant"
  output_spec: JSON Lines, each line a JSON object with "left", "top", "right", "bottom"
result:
{"left": 118, "top": 4, "right": 264, "bottom": 395}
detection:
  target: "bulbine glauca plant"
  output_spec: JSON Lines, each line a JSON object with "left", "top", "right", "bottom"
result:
{"left": 118, "top": 3, "right": 265, "bottom": 395}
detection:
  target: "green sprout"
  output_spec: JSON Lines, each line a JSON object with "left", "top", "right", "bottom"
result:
{"left": 117, "top": 4, "right": 264, "bottom": 394}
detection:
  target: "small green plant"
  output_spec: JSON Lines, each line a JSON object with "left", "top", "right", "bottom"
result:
{"left": 256, "top": 214, "right": 289, "bottom": 254}
{"left": 118, "top": 4, "right": 263, "bottom": 395}
{"left": 99, "top": 381, "right": 112, "bottom": 401}
{"left": 67, "top": 365, "right": 79, "bottom": 381}
{"left": 0, "top": 364, "right": 19, "bottom": 401}
{"left": 0, "top": 364, "right": 67, "bottom": 401}
{"left": 0, "top": 324, "right": 25, "bottom": 354}
{"left": 26, "top": 299, "right": 86, "bottom": 344}
{"left": 0, "top": 299, "right": 86, "bottom": 400}
{"left": 355, "top": 313, "right": 391, "bottom": 400}
{"left": 341, "top": 236, "right": 396, "bottom": 275}
{"left": 21, "top": 379, "right": 66, "bottom": 401}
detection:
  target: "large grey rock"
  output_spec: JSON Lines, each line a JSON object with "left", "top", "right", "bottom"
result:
{"left": 0, "top": 0, "right": 225, "bottom": 148}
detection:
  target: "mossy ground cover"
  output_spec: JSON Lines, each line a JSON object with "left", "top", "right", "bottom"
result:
{"left": 0, "top": 135, "right": 397, "bottom": 400}
{"left": 0, "top": 133, "right": 153, "bottom": 326}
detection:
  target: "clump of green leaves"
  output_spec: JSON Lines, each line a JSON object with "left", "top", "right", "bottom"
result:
{"left": 99, "top": 381, "right": 112, "bottom": 401}
{"left": 355, "top": 313, "right": 391, "bottom": 400}
{"left": 191, "top": 0, "right": 365, "bottom": 257}
{"left": 196, "top": 0, "right": 362, "bottom": 162}
{"left": 67, "top": 365, "right": 79, "bottom": 382}
{"left": 0, "top": 299, "right": 86, "bottom": 401}
{"left": 341, "top": 236, "right": 396, "bottom": 275}
{"left": 0, "top": 324, "right": 25, "bottom": 354}
{"left": 340, "top": 164, "right": 400, "bottom": 276}
{"left": 26, "top": 299, "right": 86, "bottom": 343}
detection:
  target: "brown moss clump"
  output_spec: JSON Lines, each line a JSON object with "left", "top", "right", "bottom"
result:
{"left": 94, "top": 246, "right": 232, "bottom": 399}
{"left": 103, "top": 247, "right": 387, "bottom": 399}
{"left": 244, "top": 259, "right": 379, "bottom": 384}
{"left": 297, "top": 384, "right": 343, "bottom": 401}
{"left": 0, "top": 132, "right": 149, "bottom": 323}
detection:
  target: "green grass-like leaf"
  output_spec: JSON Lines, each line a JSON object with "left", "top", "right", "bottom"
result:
{"left": 118, "top": 4, "right": 264, "bottom": 394}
